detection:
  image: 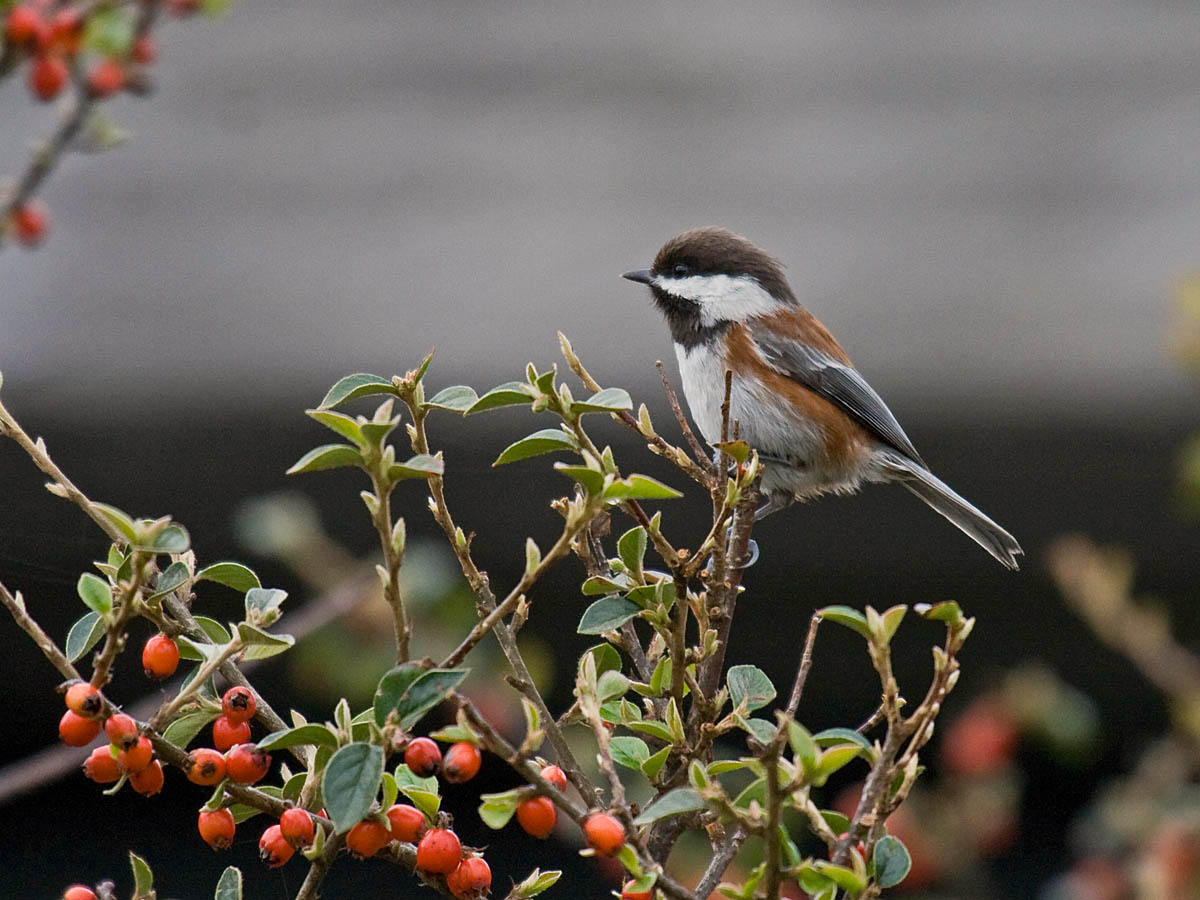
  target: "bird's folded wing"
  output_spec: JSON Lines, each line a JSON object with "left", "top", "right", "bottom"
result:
{"left": 748, "top": 321, "right": 925, "bottom": 466}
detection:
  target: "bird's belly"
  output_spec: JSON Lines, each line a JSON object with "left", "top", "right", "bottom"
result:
{"left": 675, "top": 342, "right": 861, "bottom": 497}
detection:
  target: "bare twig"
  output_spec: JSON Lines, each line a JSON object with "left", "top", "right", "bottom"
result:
{"left": 656, "top": 360, "right": 710, "bottom": 467}
{"left": 694, "top": 826, "right": 746, "bottom": 898}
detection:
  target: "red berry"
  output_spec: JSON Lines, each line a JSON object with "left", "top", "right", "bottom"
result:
{"left": 225, "top": 743, "right": 271, "bottom": 784}
{"left": 621, "top": 882, "right": 652, "bottom": 900}
{"left": 443, "top": 742, "right": 482, "bottom": 784}
{"left": 198, "top": 808, "right": 236, "bottom": 850}
{"left": 5, "top": 5, "right": 40, "bottom": 46}
{"left": 212, "top": 715, "right": 251, "bottom": 751}
{"left": 515, "top": 796, "right": 557, "bottom": 839}
{"left": 59, "top": 710, "right": 101, "bottom": 746}
{"left": 942, "top": 699, "right": 1019, "bottom": 777}
{"left": 541, "top": 763, "right": 567, "bottom": 791}
{"left": 142, "top": 633, "right": 180, "bottom": 680}
{"left": 86, "top": 59, "right": 125, "bottom": 99}
{"left": 104, "top": 713, "right": 139, "bottom": 749}
{"left": 186, "top": 747, "right": 227, "bottom": 785}
{"left": 345, "top": 818, "right": 391, "bottom": 859}
{"left": 416, "top": 827, "right": 462, "bottom": 874}
{"left": 258, "top": 823, "right": 294, "bottom": 868}
{"left": 447, "top": 856, "right": 492, "bottom": 899}
{"left": 221, "top": 686, "right": 256, "bottom": 723}
{"left": 28, "top": 53, "right": 68, "bottom": 102}
{"left": 130, "top": 34, "right": 156, "bottom": 65}
{"left": 279, "top": 807, "right": 315, "bottom": 849}
{"left": 83, "top": 746, "right": 120, "bottom": 784}
{"left": 583, "top": 813, "right": 625, "bottom": 856}
{"left": 117, "top": 736, "right": 154, "bottom": 773}
{"left": 386, "top": 803, "right": 427, "bottom": 843}
{"left": 10, "top": 200, "right": 49, "bottom": 247}
{"left": 129, "top": 758, "right": 164, "bottom": 796}
{"left": 62, "top": 887, "right": 96, "bottom": 900}
{"left": 64, "top": 682, "right": 102, "bottom": 718}
{"left": 404, "top": 736, "right": 442, "bottom": 777}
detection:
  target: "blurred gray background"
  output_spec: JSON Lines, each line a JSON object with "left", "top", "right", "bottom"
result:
{"left": 2, "top": 0, "right": 1197, "bottom": 420}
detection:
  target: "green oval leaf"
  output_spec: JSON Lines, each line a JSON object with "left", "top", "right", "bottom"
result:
{"left": 873, "top": 834, "right": 912, "bottom": 888}
{"left": 617, "top": 526, "right": 647, "bottom": 575}
{"left": 641, "top": 745, "right": 671, "bottom": 779}
{"left": 148, "top": 561, "right": 189, "bottom": 600}
{"left": 388, "top": 453, "right": 445, "bottom": 482}
{"left": 257, "top": 723, "right": 340, "bottom": 752}
{"left": 149, "top": 523, "right": 191, "bottom": 553}
{"left": 818, "top": 605, "right": 872, "bottom": 639}
{"left": 727, "top": 665, "right": 776, "bottom": 712}
{"left": 214, "top": 866, "right": 243, "bottom": 900}
{"left": 478, "top": 789, "right": 521, "bottom": 829}
{"left": 236, "top": 623, "right": 295, "bottom": 660}
{"left": 65, "top": 611, "right": 105, "bottom": 663}
{"left": 572, "top": 387, "right": 633, "bottom": 414}
{"left": 162, "top": 708, "right": 219, "bottom": 749}
{"left": 577, "top": 595, "right": 643, "bottom": 635}
{"left": 319, "top": 373, "right": 395, "bottom": 409}
{"left": 129, "top": 851, "right": 154, "bottom": 897}
{"left": 196, "top": 562, "right": 261, "bottom": 593}
{"left": 493, "top": 429, "right": 576, "bottom": 465}
{"left": 245, "top": 588, "right": 288, "bottom": 625}
{"left": 602, "top": 474, "right": 683, "bottom": 502}
{"left": 92, "top": 503, "right": 138, "bottom": 542}
{"left": 812, "top": 728, "right": 875, "bottom": 758}
{"left": 632, "top": 787, "right": 705, "bottom": 825}
{"left": 425, "top": 385, "right": 479, "bottom": 412}
{"left": 466, "top": 381, "right": 534, "bottom": 414}
{"left": 77, "top": 572, "right": 113, "bottom": 614}
{"left": 553, "top": 462, "right": 605, "bottom": 495}
{"left": 609, "top": 736, "right": 651, "bottom": 770}
{"left": 306, "top": 409, "right": 365, "bottom": 445}
{"left": 373, "top": 665, "right": 468, "bottom": 730}
{"left": 322, "top": 742, "right": 385, "bottom": 834}
{"left": 286, "top": 444, "right": 363, "bottom": 475}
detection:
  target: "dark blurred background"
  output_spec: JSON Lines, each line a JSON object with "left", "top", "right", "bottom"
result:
{"left": 2, "top": 1, "right": 1198, "bottom": 898}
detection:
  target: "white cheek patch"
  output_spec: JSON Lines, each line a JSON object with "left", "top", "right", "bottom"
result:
{"left": 652, "top": 273, "right": 780, "bottom": 326}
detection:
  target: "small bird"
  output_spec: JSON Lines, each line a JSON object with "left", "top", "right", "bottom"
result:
{"left": 623, "top": 226, "right": 1022, "bottom": 570}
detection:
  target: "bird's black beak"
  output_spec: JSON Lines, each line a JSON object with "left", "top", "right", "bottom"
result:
{"left": 622, "top": 269, "right": 653, "bottom": 285}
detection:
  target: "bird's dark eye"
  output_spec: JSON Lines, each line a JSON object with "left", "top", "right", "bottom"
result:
{"left": 673, "top": 264, "right": 690, "bottom": 278}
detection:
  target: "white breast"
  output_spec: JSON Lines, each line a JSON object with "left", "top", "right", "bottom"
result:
{"left": 674, "top": 342, "right": 727, "bottom": 443}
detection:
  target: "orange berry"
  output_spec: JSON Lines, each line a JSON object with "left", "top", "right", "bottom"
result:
{"left": 279, "top": 808, "right": 315, "bottom": 849}
{"left": 345, "top": 819, "right": 391, "bottom": 859}
{"left": 404, "top": 736, "right": 442, "bottom": 777}
{"left": 64, "top": 682, "right": 102, "bottom": 718}
{"left": 225, "top": 743, "right": 271, "bottom": 784}
{"left": 49, "top": 7, "right": 82, "bottom": 55}
{"left": 142, "top": 633, "right": 179, "bottom": 680}
{"left": 62, "top": 887, "right": 96, "bottom": 900}
{"left": 221, "top": 686, "right": 256, "bottom": 723}
{"left": 104, "top": 713, "right": 139, "bottom": 749}
{"left": 540, "top": 763, "right": 567, "bottom": 791}
{"left": 117, "top": 736, "right": 154, "bottom": 773}
{"left": 82, "top": 746, "right": 120, "bottom": 784}
{"left": 583, "top": 813, "right": 625, "bottom": 856}
{"left": 416, "top": 827, "right": 462, "bottom": 874}
{"left": 198, "top": 808, "right": 236, "bottom": 850}
{"left": 447, "top": 856, "right": 492, "bottom": 899}
{"left": 386, "top": 803, "right": 427, "bottom": 843}
{"left": 443, "top": 742, "right": 482, "bottom": 784}
{"left": 212, "top": 715, "right": 251, "bottom": 751}
{"left": 258, "top": 823, "right": 294, "bottom": 868}
{"left": 28, "top": 53, "right": 68, "bottom": 102}
{"left": 59, "top": 709, "right": 100, "bottom": 746}
{"left": 129, "top": 758, "right": 164, "bottom": 796}
{"left": 186, "top": 747, "right": 227, "bottom": 785}
{"left": 515, "top": 796, "right": 557, "bottom": 839}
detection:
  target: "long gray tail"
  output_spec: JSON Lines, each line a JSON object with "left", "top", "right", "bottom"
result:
{"left": 884, "top": 456, "right": 1022, "bottom": 570}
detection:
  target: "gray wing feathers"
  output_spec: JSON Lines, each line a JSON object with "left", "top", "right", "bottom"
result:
{"left": 749, "top": 325, "right": 925, "bottom": 465}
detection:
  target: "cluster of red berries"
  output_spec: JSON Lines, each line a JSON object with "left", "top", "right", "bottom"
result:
{"left": 511, "top": 762, "right": 626, "bottom": 860}
{"left": 402, "top": 735, "right": 483, "bottom": 784}
{"left": 64, "top": 687, "right": 165, "bottom": 797}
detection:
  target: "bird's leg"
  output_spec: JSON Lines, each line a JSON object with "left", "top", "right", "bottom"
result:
{"left": 753, "top": 491, "right": 795, "bottom": 521}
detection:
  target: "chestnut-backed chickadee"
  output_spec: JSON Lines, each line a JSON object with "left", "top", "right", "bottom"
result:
{"left": 623, "top": 226, "right": 1022, "bottom": 570}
